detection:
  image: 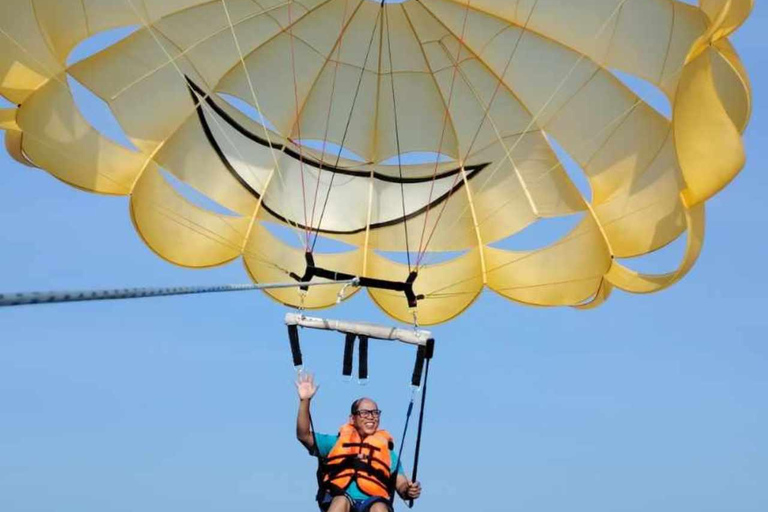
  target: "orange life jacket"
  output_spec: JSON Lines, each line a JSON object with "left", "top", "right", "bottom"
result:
{"left": 321, "top": 424, "right": 394, "bottom": 499}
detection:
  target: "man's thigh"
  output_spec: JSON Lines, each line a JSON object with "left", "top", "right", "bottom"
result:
{"left": 322, "top": 495, "right": 352, "bottom": 512}
{"left": 360, "top": 498, "right": 393, "bottom": 512}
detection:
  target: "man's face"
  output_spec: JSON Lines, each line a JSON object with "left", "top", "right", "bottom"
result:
{"left": 350, "top": 398, "right": 381, "bottom": 437}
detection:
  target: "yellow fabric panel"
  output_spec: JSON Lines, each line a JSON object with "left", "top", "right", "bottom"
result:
{"left": 700, "top": 0, "right": 753, "bottom": 40}
{"left": 4, "top": 130, "right": 35, "bottom": 168}
{"left": 573, "top": 279, "right": 613, "bottom": 311}
{"left": 16, "top": 76, "right": 143, "bottom": 194}
{"left": 583, "top": 103, "right": 670, "bottom": 204}
{"left": 606, "top": 203, "right": 704, "bottom": 293}
{"left": 286, "top": 62, "right": 379, "bottom": 161}
{"left": 593, "top": 135, "right": 686, "bottom": 258}
{"left": 675, "top": 47, "right": 745, "bottom": 207}
{"left": 486, "top": 214, "right": 611, "bottom": 306}
{"left": 368, "top": 249, "right": 484, "bottom": 326}
{"left": 243, "top": 223, "right": 363, "bottom": 309}
{"left": 31, "top": 0, "right": 89, "bottom": 63}
{"left": 0, "top": 0, "right": 753, "bottom": 323}
{"left": 0, "top": 0, "right": 62, "bottom": 104}
{"left": 155, "top": 0, "right": 286, "bottom": 90}
{"left": 81, "top": 0, "right": 140, "bottom": 35}
{"left": 153, "top": 112, "right": 259, "bottom": 217}
{"left": 131, "top": 163, "right": 250, "bottom": 267}
{"left": 710, "top": 39, "right": 751, "bottom": 133}
{"left": 375, "top": 72, "right": 460, "bottom": 161}
{"left": 0, "top": 108, "right": 19, "bottom": 131}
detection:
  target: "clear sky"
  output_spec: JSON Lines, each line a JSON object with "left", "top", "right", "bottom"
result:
{"left": 1, "top": 4, "right": 767, "bottom": 512}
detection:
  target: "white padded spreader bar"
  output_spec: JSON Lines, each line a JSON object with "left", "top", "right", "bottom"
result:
{"left": 284, "top": 313, "right": 432, "bottom": 346}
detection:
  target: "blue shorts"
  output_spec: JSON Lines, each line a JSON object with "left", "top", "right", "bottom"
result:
{"left": 318, "top": 492, "right": 393, "bottom": 512}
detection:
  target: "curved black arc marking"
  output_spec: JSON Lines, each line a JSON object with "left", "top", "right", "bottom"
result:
{"left": 187, "top": 79, "right": 490, "bottom": 236}
{"left": 187, "top": 78, "right": 487, "bottom": 183}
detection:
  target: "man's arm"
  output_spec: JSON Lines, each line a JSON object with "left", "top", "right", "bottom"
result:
{"left": 395, "top": 473, "right": 421, "bottom": 501}
{"left": 295, "top": 372, "right": 318, "bottom": 452}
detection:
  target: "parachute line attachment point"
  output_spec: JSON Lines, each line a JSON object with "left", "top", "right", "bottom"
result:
{"left": 291, "top": 253, "right": 422, "bottom": 308}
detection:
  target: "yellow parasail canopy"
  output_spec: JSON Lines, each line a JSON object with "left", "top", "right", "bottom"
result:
{"left": 0, "top": 0, "right": 753, "bottom": 324}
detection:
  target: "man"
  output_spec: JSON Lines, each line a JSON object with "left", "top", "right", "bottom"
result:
{"left": 296, "top": 372, "right": 422, "bottom": 512}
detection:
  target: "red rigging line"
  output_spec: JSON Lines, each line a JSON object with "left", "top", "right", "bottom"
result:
{"left": 287, "top": 1, "right": 311, "bottom": 249}
{"left": 384, "top": 6, "right": 412, "bottom": 272}
{"left": 311, "top": 6, "right": 384, "bottom": 253}
{"left": 308, "top": 0, "right": 355, "bottom": 241}
{"left": 415, "top": 0, "right": 473, "bottom": 265}
{"left": 416, "top": 0, "right": 539, "bottom": 268}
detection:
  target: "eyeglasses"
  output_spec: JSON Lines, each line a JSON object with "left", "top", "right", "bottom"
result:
{"left": 354, "top": 409, "right": 382, "bottom": 419}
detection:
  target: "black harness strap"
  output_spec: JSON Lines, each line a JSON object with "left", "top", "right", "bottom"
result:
{"left": 287, "top": 324, "right": 303, "bottom": 367}
{"left": 358, "top": 335, "right": 369, "bottom": 380}
{"left": 342, "top": 333, "right": 356, "bottom": 377}
{"left": 290, "top": 252, "right": 424, "bottom": 307}
{"left": 411, "top": 345, "right": 426, "bottom": 387}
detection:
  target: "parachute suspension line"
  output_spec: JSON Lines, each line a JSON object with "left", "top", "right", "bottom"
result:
{"left": 414, "top": 0, "right": 540, "bottom": 270}
{"left": 413, "top": 0, "right": 629, "bottom": 269}
{"left": 0, "top": 279, "right": 356, "bottom": 308}
{"left": 121, "top": 0, "right": 310, "bottom": 254}
{"left": 218, "top": 0, "right": 309, "bottom": 249}
{"left": 287, "top": 0, "right": 311, "bottom": 249}
{"left": 383, "top": 6, "right": 412, "bottom": 272}
{"left": 413, "top": 0, "right": 539, "bottom": 268}
{"left": 414, "top": 0, "right": 474, "bottom": 267}
{"left": 311, "top": 6, "right": 383, "bottom": 253}
{"left": 307, "top": 0, "right": 356, "bottom": 239}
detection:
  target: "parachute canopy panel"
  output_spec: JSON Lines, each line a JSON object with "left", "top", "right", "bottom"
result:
{"left": 0, "top": 0, "right": 753, "bottom": 324}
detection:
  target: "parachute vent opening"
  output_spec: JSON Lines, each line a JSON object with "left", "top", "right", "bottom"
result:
{"left": 217, "top": 93, "right": 279, "bottom": 135}
{"left": 0, "top": 96, "right": 14, "bottom": 108}
{"left": 366, "top": 0, "right": 410, "bottom": 3}
{"left": 610, "top": 69, "right": 672, "bottom": 119}
{"left": 617, "top": 231, "right": 688, "bottom": 275}
{"left": 379, "top": 152, "right": 454, "bottom": 166}
{"left": 294, "top": 140, "right": 366, "bottom": 163}
{"left": 160, "top": 169, "right": 241, "bottom": 217}
{"left": 66, "top": 75, "right": 138, "bottom": 152}
{"left": 543, "top": 133, "right": 593, "bottom": 203}
{"left": 489, "top": 213, "right": 586, "bottom": 252}
{"left": 66, "top": 26, "right": 140, "bottom": 67}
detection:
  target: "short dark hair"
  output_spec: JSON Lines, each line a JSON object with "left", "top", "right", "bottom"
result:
{"left": 350, "top": 397, "right": 373, "bottom": 415}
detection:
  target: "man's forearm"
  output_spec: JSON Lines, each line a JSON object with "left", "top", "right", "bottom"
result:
{"left": 296, "top": 398, "right": 314, "bottom": 448}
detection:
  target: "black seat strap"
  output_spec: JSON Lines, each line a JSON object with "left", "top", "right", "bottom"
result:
{"left": 342, "top": 333, "right": 356, "bottom": 377}
{"left": 287, "top": 324, "right": 303, "bottom": 367}
{"left": 358, "top": 335, "right": 369, "bottom": 380}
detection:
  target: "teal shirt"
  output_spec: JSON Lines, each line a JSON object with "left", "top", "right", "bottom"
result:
{"left": 314, "top": 433, "right": 404, "bottom": 500}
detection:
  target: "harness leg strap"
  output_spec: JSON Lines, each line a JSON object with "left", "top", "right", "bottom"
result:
{"left": 342, "top": 333, "right": 356, "bottom": 377}
{"left": 287, "top": 324, "right": 303, "bottom": 368}
{"left": 358, "top": 335, "right": 369, "bottom": 380}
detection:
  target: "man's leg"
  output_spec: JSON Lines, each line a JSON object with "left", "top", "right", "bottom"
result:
{"left": 365, "top": 500, "right": 393, "bottom": 512}
{"left": 325, "top": 496, "right": 352, "bottom": 512}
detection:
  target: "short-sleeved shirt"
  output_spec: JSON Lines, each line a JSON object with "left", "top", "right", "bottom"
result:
{"left": 314, "top": 432, "right": 404, "bottom": 501}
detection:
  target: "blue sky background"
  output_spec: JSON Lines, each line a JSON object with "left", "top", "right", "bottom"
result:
{"left": 1, "top": 4, "right": 767, "bottom": 512}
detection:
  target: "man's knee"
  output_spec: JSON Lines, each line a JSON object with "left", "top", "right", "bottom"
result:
{"left": 326, "top": 496, "right": 351, "bottom": 512}
{"left": 368, "top": 502, "right": 391, "bottom": 512}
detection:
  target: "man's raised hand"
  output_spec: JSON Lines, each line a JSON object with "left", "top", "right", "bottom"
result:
{"left": 295, "top": 371, "right": 319, "bottom": 401}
